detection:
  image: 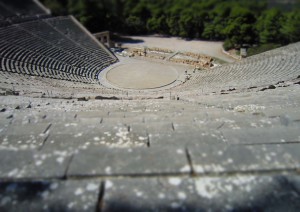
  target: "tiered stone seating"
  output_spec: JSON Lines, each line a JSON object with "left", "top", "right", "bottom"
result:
{"left": 0, "top": 16, "right": 118, "bottom": 82}
{"left": 1, "top": 2, "right": 300, "bottom": 209}
{"left": 45, "top": 17, "right": 117, "bottom": 65}
{"left": 1, "top": 82, "right": 300, "bottom": 211}
{"left": 173, "top": 42, "right": 300, "bottom": 94}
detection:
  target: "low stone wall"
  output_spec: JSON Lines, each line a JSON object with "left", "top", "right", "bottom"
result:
{"left": 147, "top": 47, "right": 173, "bottom": 54}
{"left": 127, "top": 47, "right": 213, "bottom": 69}
{"left": 169, "top": 58, "right": 213, "bottom": 69}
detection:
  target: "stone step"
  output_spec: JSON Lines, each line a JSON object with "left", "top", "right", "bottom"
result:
{"left": 222, "top": 126, "right": 300, "bottom": 145}
{"left": 188, "top": 142, "right": 300, "bottom": 174}
{"left": 0, "top": 180, "right": 100, "bottom": 212}
{"left": 68, "top": 145, "right": 189, "bottom": 177}
{"left": 102, "top": 174, "right": 300, "bottom": 211}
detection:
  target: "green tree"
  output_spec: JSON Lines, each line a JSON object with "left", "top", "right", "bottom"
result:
{"left": 256, "top": 9, "right": 283, "bottom": 44}
{"left": 166, "top": 15, "right": 180, "bottom": 36}
{"left": 40, "top": 0, "right": 300, "bottom": 48}
{"left": 42, "top": 0, "right": 67, "bottom": 15}
{"left": 223, "top": 6, "right": 256, "bottom": 48}
{"left": 125, "top": 15, "right": 146, "bottom": 34}
{"left": 280, "top": 10, "right": 300, "bottom": 43}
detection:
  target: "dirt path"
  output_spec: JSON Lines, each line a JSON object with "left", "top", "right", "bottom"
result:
{"left": 119, "top": 35, "right": 237, "bottom": 63}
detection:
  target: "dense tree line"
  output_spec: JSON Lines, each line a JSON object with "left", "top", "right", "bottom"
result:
{"left": 41, "top": 0, "right": 300, "bottom": 50}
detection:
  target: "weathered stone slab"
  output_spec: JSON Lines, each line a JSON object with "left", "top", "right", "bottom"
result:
{"left": 68, "top": 146, "right": 190, "bottom": 177}
{"left": 222, "top": 126, "right": 300, "bottom": 144}
{"left": 43, "top": 128, "right": 148, "bottom": 152}
{"left": 49, "top": 122, "right": 96, "bottom": 135}
{"left": 0, "top": 180, "right": 101, "bottom": 211}
{"left": 0, "top": 111, "right": 13, "bottom": 130}
{"left": 0, "top": 149, "right": 34, "bottom": 178}
{"left": 102, "top": 177, "right": 196, "bottom": 211}
{"left": 102, "top": 117, "right": 144, "bottom": 125}
{"left": 193, "top": 174, "right": 300, "bottom": 211}
{"left": 102, "top": 175, "right": 300, "bottom": 211}
{"left": 131, "top": 122, "right": 173, "bottom": 134}
{"left": 0, "top": 148, "right": 72, "bottom": 179}
{"left": 76, "top": 110, "right": 108, "bottom": 118}
{"left": 25, "top": 149, "right": 72, "bottom": 178}
{"left": 0, "top": 123, "right": 50, "bottom": 135}
{"left": 0, "top": 124, "right": 50, "bottom": 150}
{"left": 150, "top": 130, "right": 224, "bottom": 147}
{"left": 188, "top": 143, "right": 300, "bottom": 174}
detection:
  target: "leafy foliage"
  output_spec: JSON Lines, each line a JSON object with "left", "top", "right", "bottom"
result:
{"left": 41, "top": 0, "right": 300, "bottom": 49}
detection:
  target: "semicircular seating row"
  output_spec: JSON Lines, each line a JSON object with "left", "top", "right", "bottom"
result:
{"left": 0, "top": 16, "right": 118, "bottom": 84}
{"left": 173, "top": 42, "right": 300, "bottom": 94}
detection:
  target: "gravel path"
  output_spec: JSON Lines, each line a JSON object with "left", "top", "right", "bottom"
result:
{"left": 120, "top": 35, "right": 236, "bottom": 63}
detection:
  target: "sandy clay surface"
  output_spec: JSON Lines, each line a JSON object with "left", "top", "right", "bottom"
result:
{"left": 120, "top": 35, "right": 236, "bottom": 63}
{"left": 106, "top": 60, "right": 186, "bottom": 89}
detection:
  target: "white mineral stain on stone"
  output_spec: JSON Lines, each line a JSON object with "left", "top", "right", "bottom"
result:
{"left": 105, "top": 166, "right": 112, "bottom": 174}
{"left": 8, "top": 169, "right": 19, "bottom": 177}
{"left": 227, "top": 158, "right": 233, "bottom": 163}
{"left": 251, "top": 123, "right": 258, "bottom": 127}
{"left": 86, "top": 183, "right": 98, "bottom": 191}
{"left": 234, "top": 105, "right": 266, "bottom": 113}
{"left": 260, "top": 119, "right": 272, "bottom": 125}
{"left": 135, "top": 190, "right": 143, "bottom": 197}
{"left": 41, "top": 154, "right": 47, "bottom": 160}
{"left": 195, "top": 178, "right": 217, "bottom": 199}
{"left": 138, "top": 136, "right": 147, "bottom": 140}
{"left": 168, "top": 177, "right": 182, "bottom": 186}
{"left": 75, "top": 188, "right": 83, "bottom": 196}
{"left": 93, "top": 137, "right": 100, "bottom": 141}
{"left": 265, "top": 155, "right": 271, "bottom": 161}
{"left": 74, "top": 133, "right": 83, "bottom": 137}
{"left": 158, "top": 193, "right": 165, "bottom": 199}
{"left": 68, "top": 202, "right": 75, "bottom": 209}
{"left": 170, "top": 202, "right": 181, "bottom": 209}
{"left": 177, "top": 192, "right": 187, "bottom": 200}
{"left": 41, "top": 191, "right": 49, "bottom": 199}
{"left": 50, "top": 183, "right": 59, "bottom": 190}
{"left": 176, "top": 149, "right": 184, "bottom": 155}
{"left": 224, "top": 184, "right": 233, "bottom": 192}
{"left": 106, "top": 180, "right": 113, "bottom": 189}
{"left": 35, "top": 160, "right": 43, "bottom": 166}
{"left": 104, "top": 132, "right": 111, "bottom": 136}
{"left": 212, "top": 164, "right": 225, "bottom": 172}
{"left": 20, "top": 144, "right": 28, "bottom": 149}
{"left": 180, "top": 165, "right": 190, "bottom": 172}
{"left": 65, "top": 123, "right": 78, "bottom": 127}
{"left": 56, "top": 157, "right": 64, "bottom": 164}
{"left": 194, "top": 165, "right": 205, "bottom": 173}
